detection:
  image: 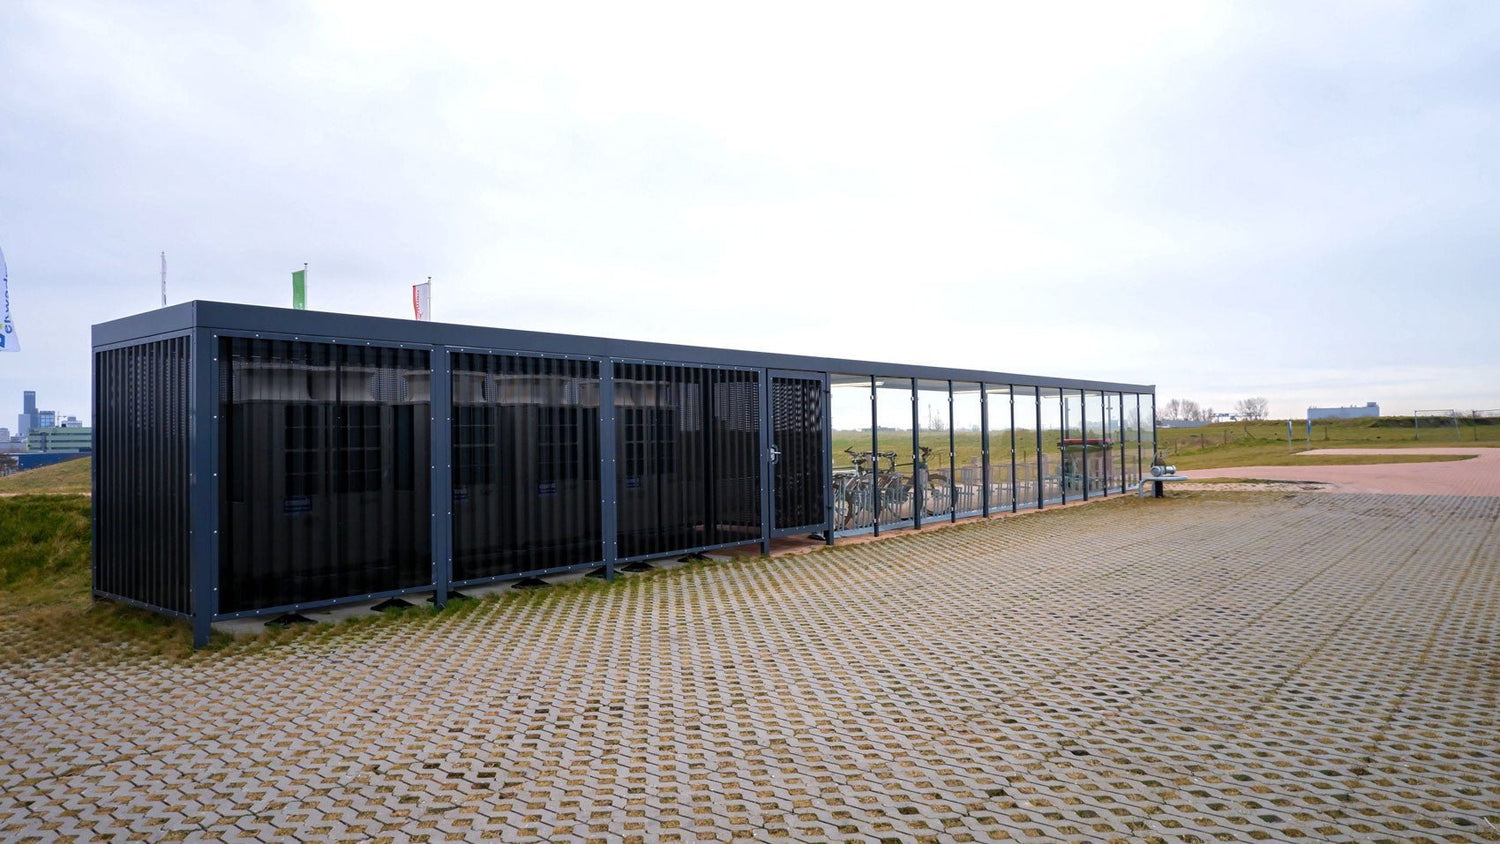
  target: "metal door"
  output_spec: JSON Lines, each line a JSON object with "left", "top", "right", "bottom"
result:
{"left": 767, "top": 371, "right": 828, "bottom": 536}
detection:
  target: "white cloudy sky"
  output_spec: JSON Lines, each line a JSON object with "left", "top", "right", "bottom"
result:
{"left": 2, "top": 1, "right": 1497, "bottom": 425}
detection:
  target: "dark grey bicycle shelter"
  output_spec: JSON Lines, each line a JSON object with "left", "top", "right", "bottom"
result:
{"left": 93, "top": 301, "right": 1156, "bottom": 645}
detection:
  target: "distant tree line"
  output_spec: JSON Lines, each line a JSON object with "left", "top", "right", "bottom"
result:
{"left": 1157, "top": 396, "right": 1270, "bottom": 423}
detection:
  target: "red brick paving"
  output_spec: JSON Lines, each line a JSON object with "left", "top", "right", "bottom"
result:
{"left": 1190, "top": 447, "right": 1500, "bottom": 496}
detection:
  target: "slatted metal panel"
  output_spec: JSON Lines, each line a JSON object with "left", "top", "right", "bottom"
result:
{"left": 216, "top": 338, "right": 431, "bottom": 613}
{"left": 771, "top": 375, "right": 825, "bottom": 532}
{"left": 451, "top": 353, "right": 602, "bottom": 581}
{"left": 615, "top": 362, "right": 761, "bottom": 559}
{"left": 93, "top": 337, "right": 192, "bottom": 615}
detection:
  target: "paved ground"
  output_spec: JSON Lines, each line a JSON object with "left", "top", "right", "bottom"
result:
{"left": 1188, "top": 448, "right": 1500, "bottom": 496}
{"left": 2, "top": 488, "right": 1497, "bottom": 842}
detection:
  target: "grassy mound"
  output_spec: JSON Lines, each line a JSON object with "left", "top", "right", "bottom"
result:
{"left": 0, "top": 456, "right": 92, "bottom": 495}
{"left": 0, "top": 495, "right": 91, "bottom": 594}
{"left": 0, "top": 494, "right": 199, "bottom": 662}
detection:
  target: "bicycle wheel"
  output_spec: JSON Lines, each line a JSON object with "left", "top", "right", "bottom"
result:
{"left": 924, "top": 480, "right": 953, "bottom": 517}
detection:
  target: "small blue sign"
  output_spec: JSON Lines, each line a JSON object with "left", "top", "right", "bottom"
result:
{"left": 283, "top": 496, "right": 312, "bottom": 516}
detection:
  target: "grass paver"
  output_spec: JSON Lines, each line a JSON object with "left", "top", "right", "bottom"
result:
{"left": 0, "top": 491, "right": 1496, "bottom": 841}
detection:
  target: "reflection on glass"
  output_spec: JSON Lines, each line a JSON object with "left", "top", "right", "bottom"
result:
{"left": 1085, "top": 390, "right": 1106, "bottom": 496}
{"left": 1013, "top": 387, "right": 1040, "bottom": 510}
{"left": 950, "top": 382, "right": 982, "bottom": 516}
{"left": 875, "top": 379, "right": 915, "bottom": 529}
{"left": 983, "top": 385, "right": 1013, "bottom": 513}
{"left": 830, "top": 375, "right": 875, "bottom": 533}
{"left": 1039, "top": 388, "right": 1064, "bottom": 504}
{"left": 916, "top": 379, "right": 952, "bottom": 522}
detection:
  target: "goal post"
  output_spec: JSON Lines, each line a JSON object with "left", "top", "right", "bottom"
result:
{"left": 1413, "top": 409, "right": 1460, "bottom": 442}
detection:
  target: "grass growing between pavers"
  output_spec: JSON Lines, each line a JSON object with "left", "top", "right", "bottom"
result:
{"left": 0, "top": 481, "right": 1190, "bottom": 664}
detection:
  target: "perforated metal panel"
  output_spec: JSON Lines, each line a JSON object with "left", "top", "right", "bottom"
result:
{"left": 771, "top": 375, "right": 825, "bottom": 533}
{"left": 615, "top": 363, "right": 761, "bottom": 559}
{"left": 216, "top": 338, "right": 431, "bottom": 613}
{"left": 93, "top": 337, "right": 192, "bottom": 615}
{"left": 451, "top": 353, "right": 602, "bottom": 581}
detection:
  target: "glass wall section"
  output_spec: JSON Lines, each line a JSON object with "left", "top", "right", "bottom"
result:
{"left": 916, "top": 380, "right": 952, "bottom": 523}
{"left": 1060, "top": 389, "right": 1085, "bottom": 498}
{"left": 1038, "top": 388, "right": 1064, "bottom": 505}
{"left": 1109, "top": 392, "right": 1126, "bottom": 493}
{"left": 451, "top": 354, "right": 601, "bottom": 582}
{"left": 829, "top": 375, "right": 875, "bottom": 534}
{"left": 614, "top": 363, "right": 761, "bottom": 560}
{"left": 983, "top": 385, "right": 1014, "bottom": 514}
{"left": 1126, "top": 394, "right": 1144, "bottom": 488}
{"left": 951, "top": 382, "right": 983, "bottom": 517}
{"left": 218, "top": 338, "right": 432, "bottom": 614}
{"left": 875, "top": 378, "right": 915, "bottom": 530}
{"left": 1012, "top": 387, "right": 1040, "bottom": 510}
{"left": 1084, "top": 390, "right": 1108, "bottom": 497}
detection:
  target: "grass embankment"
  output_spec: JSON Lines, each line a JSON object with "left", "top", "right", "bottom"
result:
{"left": 1157, "top": 417, "right": 1496, "bottom": 470}
{"left": 0, "top": 456, "right": 92, "bottom": 494}
{"left": 831, "top": 416, "right": 1496, "bottom": 472}
{"left": 0, "top": 493, "right": 205, "bottom": 661}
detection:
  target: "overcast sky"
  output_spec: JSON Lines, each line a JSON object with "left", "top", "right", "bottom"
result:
{"left": 2, "top": 1, "right": 1497, "bottom": 426}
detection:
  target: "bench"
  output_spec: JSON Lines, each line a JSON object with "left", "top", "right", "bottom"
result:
{"left": 1138, "top": 474, "right": 1189, "bottom": 498}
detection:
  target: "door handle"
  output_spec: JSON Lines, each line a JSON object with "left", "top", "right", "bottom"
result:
{"left": 769, "top": 445, "right": 781, "bottom": 465}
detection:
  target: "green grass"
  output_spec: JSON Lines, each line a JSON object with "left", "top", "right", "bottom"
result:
{"left": 1155, "top": 417, "right": 1497, "bottom": 470}
{"left": 0, "top": 494, "right": 207, "bottom": 662}
{"left": 0, "top": 456, "right": 92, "bottom": 494}
{"left": 831, "top": 417, "right": 1497, "bottom": 472}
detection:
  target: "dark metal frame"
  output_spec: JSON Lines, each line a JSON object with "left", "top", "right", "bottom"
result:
{"left": 92, "top": 301, "right": 1154, "bottom": 646}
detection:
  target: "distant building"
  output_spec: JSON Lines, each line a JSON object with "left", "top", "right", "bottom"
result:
{"left": 1308, "top": 402, "right": 1380, "bottom": 421}
{"left": 26, "top": 426, "right": 92, "bottom": 454}
{"left": 16, "top": 390, "right": 37, "bottom": 438}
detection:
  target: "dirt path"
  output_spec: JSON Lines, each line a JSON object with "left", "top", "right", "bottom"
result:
{"left": 1185, "top": 447, "right": 1500, "bottom": 496}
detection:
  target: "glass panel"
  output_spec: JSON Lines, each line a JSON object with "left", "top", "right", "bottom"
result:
{"left": 1013, "top": 387, "right": 1040, "bottom": 509}
{"left": 916, "top": 379, "right": 952, "bottom": 522}
{"left": 1061, "top": 389, "right": 1084, "bottom": 498}
{"left": 830, "top": 374, "right": 876, "bottom": 533}
{"left": 1110, "top": 392, "right": 1127, "bottom": 493}
{"left": 1144, "top": 394, "right": 1158, "bottom": 475}
{"left": 983, "top": 384, "right": 1014, "bottom": 513}
{"left": 1086, "top": 390, "right": 1107, "bottom": 496}
{"left": 1039, "top": 388, "right": 1065, "bottom": 504}
{"left": 875, "top": 378, "right": 915, "bottom": 529}
{"left": 952, "top": 381, "right": 983, "bottom": 516}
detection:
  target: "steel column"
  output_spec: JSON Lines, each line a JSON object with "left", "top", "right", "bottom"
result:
{"left": 600, "top": 363, "right": 618, "bottom": 579}
{"left": 430, "top": 348, "right": 453, "bottom": 607}
{"left": 189, "top": 328, "right": 217, "bottom": 647}
{"left": 979, "top": 383, "right": 990, "bottom": 517}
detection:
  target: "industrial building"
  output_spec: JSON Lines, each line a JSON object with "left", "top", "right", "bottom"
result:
{"left": 1308, "top": 402, "right": 1380, "bottom": 421}
{"left": 93, "top": 302, "right": 1156, "bottom": 645}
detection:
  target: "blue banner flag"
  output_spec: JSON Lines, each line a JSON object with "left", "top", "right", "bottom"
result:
{"left": 0, "top": 247, "right": 18, "bottom": 352}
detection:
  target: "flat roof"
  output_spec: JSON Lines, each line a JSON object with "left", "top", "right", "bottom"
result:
{"left": 94, "top": 301, "right": 1154, "bottom": 394}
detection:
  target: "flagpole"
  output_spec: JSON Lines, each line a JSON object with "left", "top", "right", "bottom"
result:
{"left": 160, "top": 252, "right": 167, "bottom": 308}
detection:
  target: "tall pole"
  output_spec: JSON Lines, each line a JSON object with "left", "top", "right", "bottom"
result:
{"left": 160, "top": 252, "right": 167, "bottom": 308}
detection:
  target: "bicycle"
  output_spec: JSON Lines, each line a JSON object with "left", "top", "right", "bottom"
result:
{"left": 917, "top": 445, "right": 954, "bottom": 519}
{"left": 833, "top": 447, "right": 900, "bottom": 530}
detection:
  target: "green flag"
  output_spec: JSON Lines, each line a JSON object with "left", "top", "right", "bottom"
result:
{"left": 292, "top": 268, "right": 306, "bottom": 310}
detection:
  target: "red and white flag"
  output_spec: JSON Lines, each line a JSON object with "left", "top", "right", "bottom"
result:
{"left": 412, "top": 280, "right": 431, "bottom": 321}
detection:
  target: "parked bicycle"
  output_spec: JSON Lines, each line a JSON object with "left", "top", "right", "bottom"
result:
{"left": 917, "top": 445, "right": 954, "bottom": 518}
{"left": 832, "top": 447, "right": 901, "bottom": 530}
